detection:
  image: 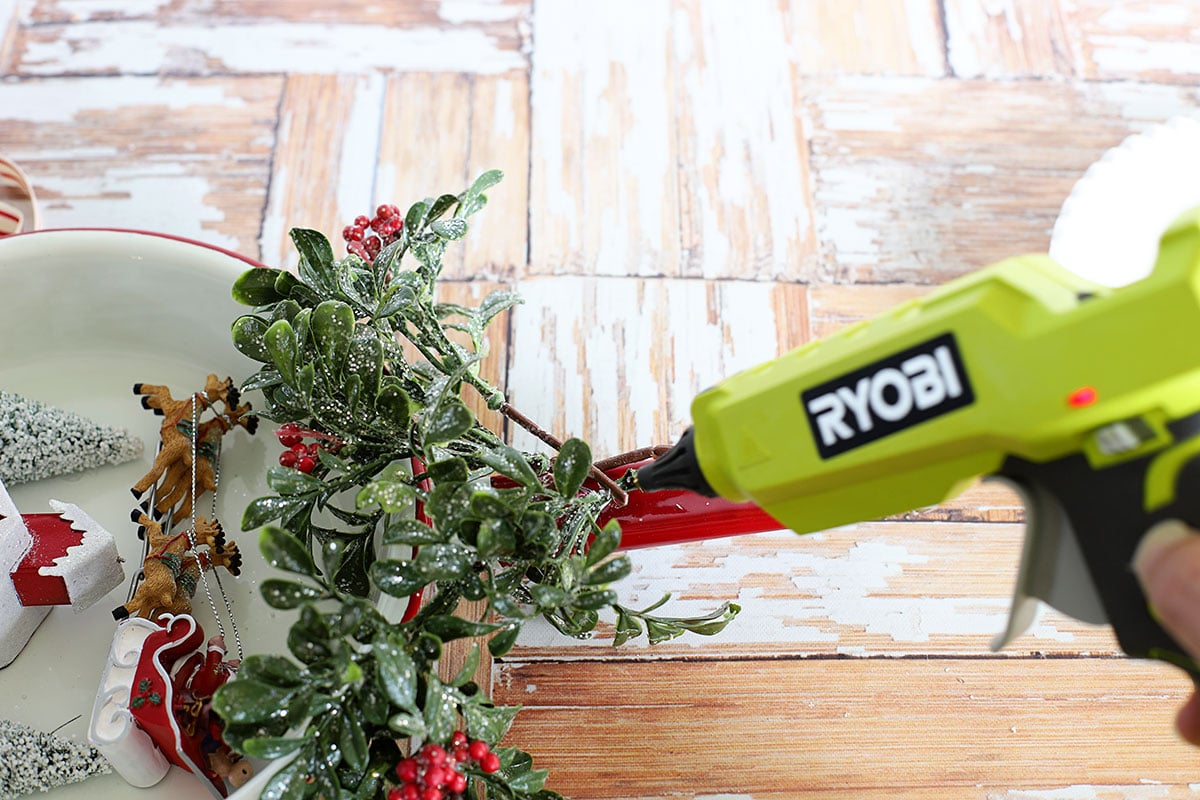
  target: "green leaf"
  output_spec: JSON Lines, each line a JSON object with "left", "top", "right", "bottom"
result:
{"left": 405, "top": 200, "right": 429, "bottom": 234}
{"left": 518, "top": 510, "right": 558, "bottom": 556}
{"left": 450, "top": 644, "right": 481, "bottom": 687}
{"left": 231, "top": 315, "right": 272, "bottom": 362}
{"left": 261, "top": 578, "right": 325, "bottom": 609}
{"left": 376, "top": 283, "right": 416, "bottom": 318}
{"left": 487, "top": 623, "right": 520, "bottom": 658}
{"left": 423, "top": 397, "right": 474, "bottom": 444}
{"left": 431, "top": 218, "right": 468, "bottom": 240}
{"left": 417, "top": 543, "right": 473, "bottom": 581}
{"left": 477, "top": 289, "right": 522, "bottom": 327}
{"left": 426, "top": 482, "right": 472, "bottom": 529}
{"left": 240, "top": 366, "right": 283, "bottom": 393}
{"left": 291, "top": 228, "right": 334, "bottom": 273}
{"left": 374, "top": 634, "right": 418, "bottom": 710}
{"left": 356, "top": 480, "right": 417, "bottom": 514}
{"left": 375, "top": 377, "right": 412, "bottom": 427}
{"left": 232, "top": 267, "right": 289, "bottom": 306}
{"left": 423, "top": 677, "right": 458, "bottom": 744}
{"left": 462, "top": 702, "right": 520, "bottom": 746}
{"left": 425, "top": 193, "right": 459, "bottom": 222}
{"left": 370, "top": 558, "right": 427, "bottom": 598}
{"left": 508, "top": 770, "right": 550, "bottom": 794}
{"left": 469, "top": 490, "right": 514, "bottom": 520}
{"left": 573, "top": 589, "right": 617, "bottom": 610}
{"left": 311, "top": 300, "right": 355, "bottom": 375}
{"left": 339, "top": 714, "right": 369, "bottom": 772}
{"left": 585, "top": 520, "right": 621, "bottom": 567}
{"left": 612, "top": 608, "right": 642, "bottom": 647}
{"left": 259, "top": 755, "right": 309, "bottom": 800}
{"left": 424, "top": 615, "right": 503, "bottom": 641}
{"left": 382, "top": 517, "right": 443, "bottom": 545}
{"left": 266, "top": 465, "right": 324, "bottom": 496}
{"left": 426, "top": 457, "right": 469, "bottom": 485}
{"left": 211, "top": 679, "right": 294, "bottom": 725}
{"left": 263, "top": 319, "right": 297, "bottom": 383}
{"left": 553, "top": 438, "right": 592, "bottom": 498}
{"left": 470, "top": 169, "right": 504, "bottom": 196}
{"left": 387, "top": 712, "right": 426, "bottom": 737}
{"left": 476, "top": 518, "right": 516, "bottom": 558}
{"left": 240, "top": 735, "right": 310, "bottom": 760}
{"left": 530, "top": 584, "right": 567, "bottom": 609}
{"left": 260, "top": 525, "right": 318, "bottom": 578}
{"left": 586, "top": 554, "right": 632, "bottom": 586}
{"left": 238, "top": 654, "right": 306, "bottom": 687}
{"left": 478, "top": 444, "right": 541, "bottom": 491}
{"left": 345, "top": 332, "right": 383, "bottom": 398}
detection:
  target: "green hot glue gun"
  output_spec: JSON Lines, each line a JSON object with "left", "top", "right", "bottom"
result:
{"left": 633, "top": 206, "right": 1200, "bottom": 681}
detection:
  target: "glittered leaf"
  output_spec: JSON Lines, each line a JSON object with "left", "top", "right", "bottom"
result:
{"left": 478, "top": 444, "right": 540, "bottom": 491}
{"left": 261, "top": 578, "right": 325, "bottom": 609}
{"left": 240, "top": 734, "right": 310, "bottom": 760}
{"left": 260, "top": 525, "right": 318, "bottom": 578}
{"left": 431, "top": 218, "right": 468, "bottom": 241}
{"left": 242, "top": 496, "right": 308, "bottom": 529}
{"left": 462, "top": 702, "right": 520, "bottom": 746}
{"left": 382, "top": 518, "right": 443, "bottom": 545}
{"left": 369, "top": 559, "right": 427, "bottom": 598}
{"left": 586, "top": 554, "right": 632, "bottom": 586}
{"left": 585, "top": 520, "right": 621, "bottom": 567}
{"left": 374, "top": 634, "right": 418, "bottom": 710}
{"left": 423, "top": 677, "right": 457, "bottom": 744}
{"left": 231, "top": 315, "right": 272, "bottom": 362}
{"left": 374, "top": 378, "right": 412, "bottom": 428}
{"left": 263, "top": 319, "right": 297, "bottom": 383}
{"left": 423, "top": 397, "right": 474, "bottom": 445}
{"left": 311, "top": 300, "right": 355, "bottom": 375}
{"left": 232, "top": 267, "right": 288, "bottom": 306}
{"left": 553, "top": 438, "right": 592, "bottom": 498}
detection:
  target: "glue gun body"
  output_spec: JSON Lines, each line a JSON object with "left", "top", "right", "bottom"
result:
{"left": 636, "top": 208, "right": 1200, "bottom": 679}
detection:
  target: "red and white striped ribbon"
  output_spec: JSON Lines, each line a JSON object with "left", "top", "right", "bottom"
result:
{"left": 0, "top": 157, "right": 39, "bottom": 236}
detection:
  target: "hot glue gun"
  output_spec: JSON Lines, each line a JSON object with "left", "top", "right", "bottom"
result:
{"left": 632, "top": 207, "right": 1200, "bottom": 681}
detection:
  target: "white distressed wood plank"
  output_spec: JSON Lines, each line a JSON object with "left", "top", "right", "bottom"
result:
{"left": 674, "top": 0, "right": 819, "bottom": 280}
{"left": 260, "top": 73, "right": 384, "bottom": 270}
{"left": 787, "top": 0, "right": 947, "bottom": 77}
{"left": 806, "top": 77, "right": 1200, "bottom": 284}
{"left": 0, "top": 75, "right": 279, "bottom": 255}
{"left": 943, "top": 0, "right": 1080, "bottom": 78}
{"left": 1067, "top": 0, "right": 1200, "bottom": 83}
{"left": 509, "top": 521, "right": 1119, "bottom": 659}
{"left": 504, "top": 276, "right": 808, "bottom": 456}
{"left": 527, "top": 0, "right": 681, "bottom": 277}
{"left": 376, "top": 70, "right": 530, "bottom": 281}
{"left": 495, "top": 657, "right": 1197, "bottom": 799}
{"left": 12, "top": 6, "right": 528, "bottom": 75}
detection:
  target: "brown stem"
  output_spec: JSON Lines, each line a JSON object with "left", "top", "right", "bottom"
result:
{"left": 594, "top": 446, "right": 672, "bottom": 472}
{"left": 498, "top": 402, "right": 628, "bottom": 507}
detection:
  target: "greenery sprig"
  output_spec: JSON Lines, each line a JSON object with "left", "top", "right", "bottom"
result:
{"left": 214, "top": 171, "right": 739, "bottom": 800}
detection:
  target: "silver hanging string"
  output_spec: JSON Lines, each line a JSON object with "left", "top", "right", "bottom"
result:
{"left": 185, "top": 396, "right": 243, "bottom": 661}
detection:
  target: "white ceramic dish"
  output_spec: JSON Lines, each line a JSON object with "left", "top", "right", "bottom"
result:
{"left": 0, "top": 230, "right": 290, "bottom": 798}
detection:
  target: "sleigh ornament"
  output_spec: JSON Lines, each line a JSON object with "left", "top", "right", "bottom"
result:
{"left": 88, "top": 613, "right": 250, "bottom": 797}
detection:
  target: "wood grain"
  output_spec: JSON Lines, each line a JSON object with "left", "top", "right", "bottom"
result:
{"left": 510, "top": 521, "right": 1115, "bottom": 660}
{"left": 942, "top": 0, "right": 1078, "bottom": 77}
{"left": 0, "top": 75, "right": 279, "bottom": 255}
{"left": 1067, "top": 0, "right": 1200, "bottom": 83}
{"left": 805, "top": 76, "right": 1200, "bottom": 284}
{"left": 787, "top": 0, "right": 947, "bottom": 77}
{"left": 495, "top": 658, "right": 1197, "bottom": 799}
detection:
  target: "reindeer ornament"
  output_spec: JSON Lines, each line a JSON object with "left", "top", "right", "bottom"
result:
{"left": 90, "top": 375, "right": 258, "bottom": 797}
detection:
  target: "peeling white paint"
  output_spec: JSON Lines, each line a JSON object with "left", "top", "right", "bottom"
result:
{"left": 19, "top": 20, "right": 525, "bottom": 75}
{"left": 514, "top": 525, "right": 1077, "bottom": 653}
{"left": 437, "top": 0, "right": 525, "bottom": 26}
{"left": 31, "top": 0, "right": 188, "bottom": 20}
{"left": 35, "top": 164, "right": 238, "bottom": 249}
{"left": 505, "top": 276, "right": 787, "bottom": 459}
{"left": 0, "top": 76, "right": 248, "bottom": 124}
{"left": 987, "top": 785, "right": 1173, "bottom": 800}
{"left": 1095, "top": 4, "right": 1192, "bottom": 30}
{"left": 1087, "top": 35, "right": 1200, "bottom": 78}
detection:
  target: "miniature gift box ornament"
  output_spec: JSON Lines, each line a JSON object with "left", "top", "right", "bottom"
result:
{"left": 0, "top": 476, "right": 125, "bottom": 667}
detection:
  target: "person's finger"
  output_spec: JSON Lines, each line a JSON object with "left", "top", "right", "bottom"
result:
{"left": 1175, "top": 690, "right": 1200, "bottom": 746}
{"left": 1132, "top": 520, "right": 1200, "bottom": 660}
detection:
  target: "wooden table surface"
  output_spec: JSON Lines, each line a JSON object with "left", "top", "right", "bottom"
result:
{"left": 3, "top": 1, "right": 1200, "bottom": 798}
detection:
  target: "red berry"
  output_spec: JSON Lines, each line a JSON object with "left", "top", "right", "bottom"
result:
{"left": 377, "top": 204, "right": 394, "bottom": 219}
{"left": 396, "top": 758, "right": 418, "bottom": 782}
{"left": 291, "top": 443, "right": 308, "bottom": 456}
{"left": 347, "top": 240, "right": 371, "bottom": 261}
{"left": 387, "top": 788, "right": 403, "bottom": 800}
{"left": 480, "top": 753, "right": 500, "bottom": 774}
{"left": 278, "top": 449, "right": 298, "bottom": 468}
{"left": 307, "top": 442, "right": 321, "bottom": 457}
{"left": 424, "top": 765, "right": 446, "bottom": 787}
{"left": 354, "top": 215, "right": 370, "bottom": 228}
{"left": 452, "top": 746, "right": 469, "bottom": 764}
{"left": 450, "top": 731, "right": 468, "bottom": 749}
{"left": 276, "top": 428, "right": 303, "bottom": 447}
{"left": 401, "top": 785, "right": 420, "bottom": 800}
{"left": 342, "top": 225, "right": 356, "bottom": 242}
{"left": 422, "top": 744, "right": 447, "bottom": 766}
{"left": 370, "top": 216, "right": 384, "bottom": 232}
{"left": 447, "top": 772, "right": 467, "bottom": 794}
{"left": 467, "top": 740, "right": 489, "bottom": 761}
{"left": 366, "top": 237, "right": 382, "bottom": 256}
{"left": 421, "top": 789, "right": 442, "bottom": 800}
{"left": 296, "top": 456, "right": 316, "bottom": 473}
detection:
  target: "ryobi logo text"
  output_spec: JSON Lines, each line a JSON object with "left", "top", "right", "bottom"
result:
{"left": 801, "top": 333, "right": 974, "bottom": 459}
